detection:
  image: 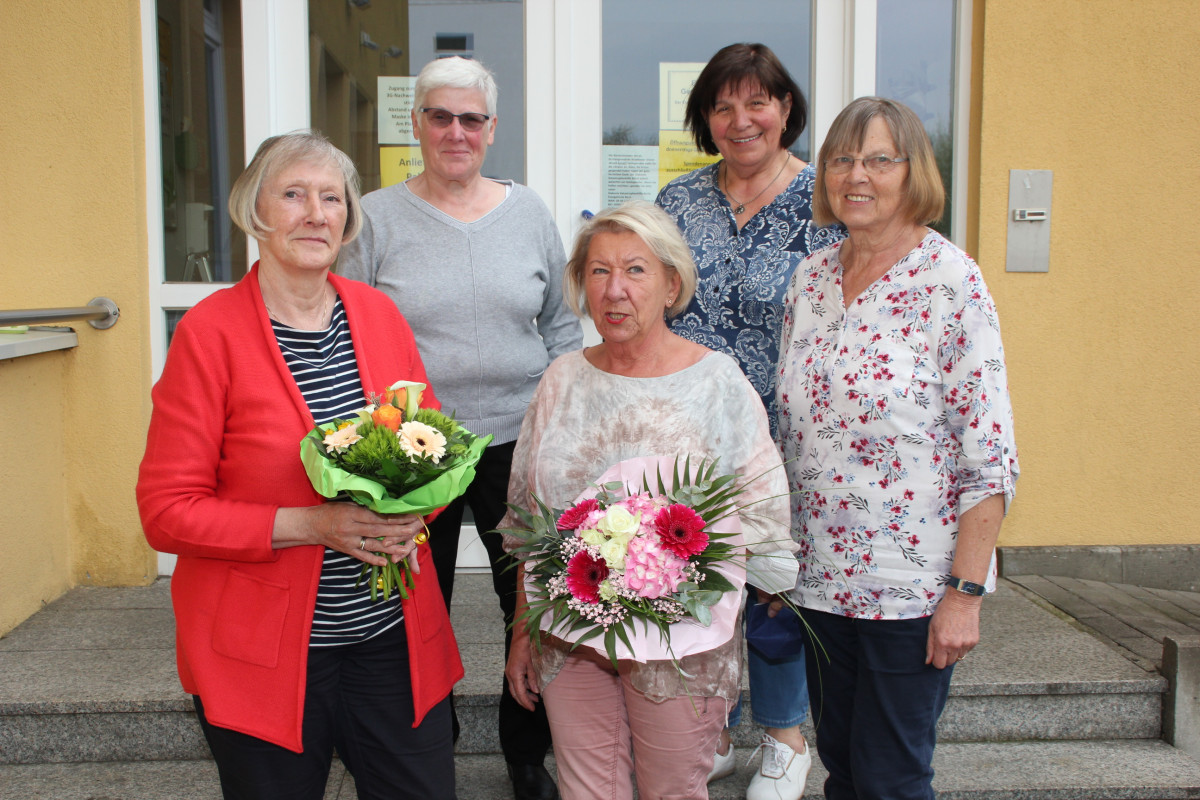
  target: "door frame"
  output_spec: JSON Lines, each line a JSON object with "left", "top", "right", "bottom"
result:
{"left": 140, "top": 0, "right": 971, "bottom": 575}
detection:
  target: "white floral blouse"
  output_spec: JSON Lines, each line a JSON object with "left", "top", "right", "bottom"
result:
{"left": 777, "top": 230, "right": 1018, "bottom": 620}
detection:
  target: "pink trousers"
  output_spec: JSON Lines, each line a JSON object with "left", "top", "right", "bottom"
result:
{"left": 541, "top": 647, "right": 727, "bottom": 800}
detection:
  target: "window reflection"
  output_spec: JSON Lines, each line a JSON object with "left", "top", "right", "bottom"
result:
{"left": 157, "top": 0, "right": 246, "bottom": 283}
{"left": 876, "top": 0, "right": 955, "bottom": 236}
{"left": 165, "top": 309, "right": 187, "bottom": 347}
{"left": 601, "top": 0, "right": 812, "bottom": 207}
{"left": 309, "top": 0, "right": 525, "bottom": 198}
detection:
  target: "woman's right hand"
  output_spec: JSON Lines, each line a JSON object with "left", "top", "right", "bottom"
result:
{"left": 273, "top": 503, "right": 425, "bottom": 569}
{"left": 505, "top": 631, "right": 541, "bottom": 712}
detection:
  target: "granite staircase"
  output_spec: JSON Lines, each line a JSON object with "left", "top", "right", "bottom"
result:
{"left": 2, "top": 575, "right": 1199, "bottom": 799}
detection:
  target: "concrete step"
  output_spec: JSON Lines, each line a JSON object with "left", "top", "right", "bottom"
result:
{"left": 0, "top": 577, "right": 1170, "bottom": 764}
{"left": 2, "top": 741, "right": 1200, "bottom": 799}
{"left": 449, "top": 577, "right": 1167, "bottom": 751}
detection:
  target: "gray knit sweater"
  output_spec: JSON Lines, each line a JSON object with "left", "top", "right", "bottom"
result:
{"left": 337, "top": 181, "right": 582, "bottom": 444}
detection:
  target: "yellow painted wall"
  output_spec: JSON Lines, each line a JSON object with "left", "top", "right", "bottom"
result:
{"left": 0, "top": 354, "right": 73, "bottom": 633}
{"left": 0, "top": 0, "right": 155, "bottom": 634}
{"left": 977, "top": 0, "right": 1200, "bottom": 546}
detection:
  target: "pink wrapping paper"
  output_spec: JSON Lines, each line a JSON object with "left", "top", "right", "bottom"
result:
{"left": 525, "top": 454, "right": 747, "bottom": 663}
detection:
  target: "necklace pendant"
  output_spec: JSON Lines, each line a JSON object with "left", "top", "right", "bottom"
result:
{"left": 733, "top": 203, "right": 745, "bottom": 215}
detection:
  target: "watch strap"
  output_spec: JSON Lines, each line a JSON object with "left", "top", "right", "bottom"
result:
{"left": 947, "top": 576, "right": 987, "bottom": 596}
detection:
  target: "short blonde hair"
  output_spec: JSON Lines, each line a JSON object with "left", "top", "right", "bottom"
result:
{"left": 813, "top": 97, "right": 945, "bottom": 228}
{"left": 563, "top": 201, "right": 697, "bottom": 320}
{"left": 228, "top": 129, "right": 363, "bottom": 244}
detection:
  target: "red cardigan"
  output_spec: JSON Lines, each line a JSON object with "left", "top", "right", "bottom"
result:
{"left": 137, "top": 265, "right": 463, "bottom": 752}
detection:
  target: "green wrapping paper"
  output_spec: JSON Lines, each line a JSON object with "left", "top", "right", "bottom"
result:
{"left": 300, "top": 428, "right": 492, "bottom": 514}
{"left": 300, "top": 424, "right": 492, "bottom": 599}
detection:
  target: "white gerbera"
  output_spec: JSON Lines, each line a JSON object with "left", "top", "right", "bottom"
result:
{"left": 322, "top": 422, "right": 362, "bottom": 453}
{"left": 397, "top": 421, "right": 447, "bottom": 463}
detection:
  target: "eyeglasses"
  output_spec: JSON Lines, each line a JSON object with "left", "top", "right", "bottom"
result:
{"left": 825, "top": 155, "right": 909, "bottom": 175}
{"left": 418, "top": 107, "right": 492, "bottom": 132}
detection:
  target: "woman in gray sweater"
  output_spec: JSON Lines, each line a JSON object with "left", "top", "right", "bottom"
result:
{"left": 338, "top": 56, "right": 580, "bottom": 800}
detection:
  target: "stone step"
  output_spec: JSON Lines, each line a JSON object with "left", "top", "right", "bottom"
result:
{"left": 3, "top": 741, "right": 1200, "bottom": 800}
{"left": 449, "top": 578, "right": 1167, "bottom": 752}
{"left": 0, "top": 578, "right": 1169, "bottom": 765}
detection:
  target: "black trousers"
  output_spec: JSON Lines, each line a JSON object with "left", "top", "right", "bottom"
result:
{"left": 426, "top": 439, "right": 552, "bottom": 765}
{"left": 800, "top": 608, "right": 954, "bottom": 800}
{"left": 194, "top": 621, "right": 456, "bottom": 800}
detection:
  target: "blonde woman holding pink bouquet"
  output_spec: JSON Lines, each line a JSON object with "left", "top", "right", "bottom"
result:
{"left": 501, "top": 202, "right": 799, "bottom": 800}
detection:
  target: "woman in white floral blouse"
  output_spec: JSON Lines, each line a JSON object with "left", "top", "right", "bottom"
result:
{"left": 776, "top": 97, "right": 1018, "bottom": 800}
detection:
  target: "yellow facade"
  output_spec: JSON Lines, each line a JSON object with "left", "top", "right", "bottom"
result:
{"left": 0, "top": 0, "right": 156, "bottom": 634}
{"left": 973, "top": 0, "right": 1200, "bottom": 546}
{"left": 1, "top": 0, "right": 1197, "bottom": 635}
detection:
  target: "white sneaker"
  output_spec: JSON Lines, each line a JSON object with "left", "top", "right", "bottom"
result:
{"left": 745, "top": 733, "right": 811, "bottom": 800}
{"left": 707, "top": 741, "right": 737, "bottom": 783}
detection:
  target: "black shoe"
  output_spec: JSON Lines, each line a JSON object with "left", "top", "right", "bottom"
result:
{"left": 506, "top": 762, "right": 560, "bottom": 800}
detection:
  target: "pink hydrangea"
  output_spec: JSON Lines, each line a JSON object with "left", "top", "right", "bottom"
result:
{"left": 623, "top": 536, "right": 687, "bottom": 599}
{"left": 620, "top": 493, "right": 665, "bottom": 521}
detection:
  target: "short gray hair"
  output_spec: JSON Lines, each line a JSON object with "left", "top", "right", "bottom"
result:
{"left": 564, "top": 201, "right": 697, "bottom": 320}
{"left": 413, "top": 56, "right": 498, "bottom": 117}
{"left": 228, "top": 129, "right": 363, "bottom": 243}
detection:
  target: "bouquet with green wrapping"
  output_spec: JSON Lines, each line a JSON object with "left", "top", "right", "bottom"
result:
{"left": 300, "top": 380, "right": 491, "bottom": 600}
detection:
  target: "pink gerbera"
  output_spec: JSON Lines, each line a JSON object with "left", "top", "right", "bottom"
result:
{"left": 557, "top": 498, "right": 600, "bottom": 531}
{"left": 654, "top": 504, "right": 709, "bottom": 558}
{"left": 565, "top": 550, "right": 609, "bottom": 603}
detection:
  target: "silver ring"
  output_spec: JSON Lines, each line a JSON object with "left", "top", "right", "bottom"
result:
{"left": 359, "top": 537, "right": 367, "bottom": 551}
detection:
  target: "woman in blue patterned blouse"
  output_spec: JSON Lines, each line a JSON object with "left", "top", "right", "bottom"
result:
{"left": 656, "top": 42, "right": 843, "bottom": 800}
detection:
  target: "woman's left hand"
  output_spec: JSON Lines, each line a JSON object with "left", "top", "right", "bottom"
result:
{"left": 926, "top": 494, "right": 1003, "bottom": 668}
{"left": 925, "top": 589, "right": 982, "bottom": 669}
{"left": 755, "top": 588, "right": 787, "bottom": 618}
{"left": 273, "top": 504, "right": 426, "bottom": 572}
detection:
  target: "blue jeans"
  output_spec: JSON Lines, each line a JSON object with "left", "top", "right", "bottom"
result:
{"left": 729, "top": 602, "right": 809, "bottom": 729}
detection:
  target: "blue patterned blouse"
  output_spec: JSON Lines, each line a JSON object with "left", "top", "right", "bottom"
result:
{"left": 656, "top": 161, "right": 845, "bottom": 435}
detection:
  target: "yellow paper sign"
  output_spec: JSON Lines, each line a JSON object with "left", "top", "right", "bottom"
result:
{"left": 658, "top": 131, "right": 720, "bottom": 189}
{"left": 380, "top": 146, "right": 424, "bottom": 189}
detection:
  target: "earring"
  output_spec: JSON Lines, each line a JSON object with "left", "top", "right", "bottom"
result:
{"left": 783, "top": 123, "right": 788, "bottom": 133}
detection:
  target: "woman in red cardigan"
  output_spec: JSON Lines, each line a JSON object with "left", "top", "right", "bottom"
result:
{"left": 137, "top": 130, "right": 462, "bottom": 800}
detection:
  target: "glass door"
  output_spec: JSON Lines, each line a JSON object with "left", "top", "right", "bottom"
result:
{"left": 156, "top": 0, "right": 246, "bottom": 288}
{"left": 153, "top": 0, "right": 246, "bottom": 356}
{"left": 306, "top": 0, "right": 527, "bottom": 571}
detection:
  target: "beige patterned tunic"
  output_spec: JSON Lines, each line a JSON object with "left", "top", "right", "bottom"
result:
{"left": 502, "top": 349, "right": 798, "bottom": 703}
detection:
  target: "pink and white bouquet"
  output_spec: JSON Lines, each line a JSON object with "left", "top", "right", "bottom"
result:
{"left": 503, "top": 455, "right": 751, "bottom": 666}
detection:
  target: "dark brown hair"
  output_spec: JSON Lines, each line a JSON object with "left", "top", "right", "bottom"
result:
{"left": 684, "top": 43, "right": 808, "bottom": 156}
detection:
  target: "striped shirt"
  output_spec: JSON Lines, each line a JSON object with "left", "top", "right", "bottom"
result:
{"left": 271, "top": 295, "right": 404, "bottom": 646}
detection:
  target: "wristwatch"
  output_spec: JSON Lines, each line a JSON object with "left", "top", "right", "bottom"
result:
{"left": 947, "top": 576, "right": 987, "bottom": 596}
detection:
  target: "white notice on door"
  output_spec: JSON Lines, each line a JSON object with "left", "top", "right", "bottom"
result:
{"left": 602, "top": 146, "right": 660, "bottom": 208}
{"left": 378, "top": 76, "right": 418, "bottom": 146}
